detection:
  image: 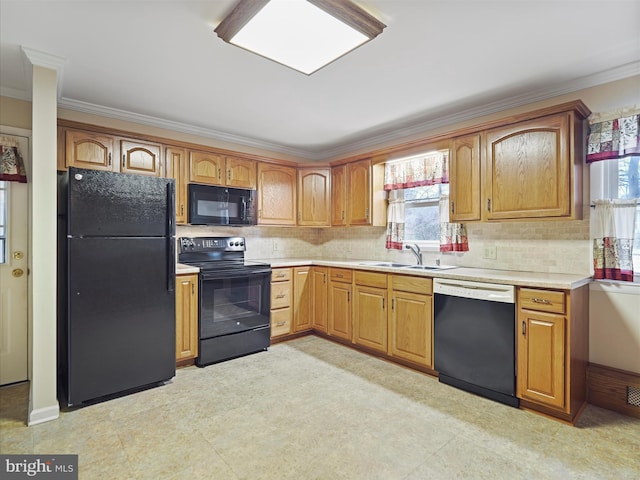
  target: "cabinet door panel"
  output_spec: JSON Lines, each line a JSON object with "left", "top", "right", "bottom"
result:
{"left": 257, "top": 164, "right": 296, "bottom": 225}
{"left": 450, "top": 134, "right": 481, "bottom": 222}
{"left": 312, "top": 268, "right": 328, "bottom": 332}
{"left": 176, "top": 275, "right": 198, "bottom": 361}
{"left": 347, "top": 160, "right": 371, "bottom": 225}
{"left": 121, "top": 140, "right": 161, "bottom": 176}
{"left": 298, "top": 168, "right": 330, "bottom": 226}
{"left": 353, "top": 285, "right": 387, "bottom": 352}
{"left": 226, "top": 156, "right": 256, "bottom": 189}
{"left": 390, "top": 291, "right": 432, "bottom": 367}
{"left": 293, "top": 267, "right": 312, "bottom": 332}
{"left": 328, "top": 282, "right": 351, "bottom": 340}
{"left": 517, "top": 309, "right": 566, "bottom": 410}
{"left": 331, "top": 165, "right": 347, "bottom": 226}
{"left": 65, "top": 130, "right": 115, "bottom": 171}
{"left": 167, "top": 147, "right": 187, "bottom": 224}
{"left": 190, "top": 151, "right": 224, "bottom": 185}
{"left": 485, "top": 114, "right": 570, "bottom": 219}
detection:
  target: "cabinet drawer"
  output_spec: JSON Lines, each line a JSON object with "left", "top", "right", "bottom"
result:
{"left": 330, "top": 268, "right": 353, "bottom": 283}
{"left": 271, "top": 281, "right": 291, "bottom": 309}
{"left": 391, "top": 275, "right": 433, "bottom": 295}
{"left": 354, "top": 270, "right": 388, "bottom": 289}
{"left": 271, "top": 308, "right": 292, "bottom": 337}
{"left": 272, "top": 268, "right": 292, "bottom": 282}
{"left": 519, "top": 288, "right": 565, "bottom": 314}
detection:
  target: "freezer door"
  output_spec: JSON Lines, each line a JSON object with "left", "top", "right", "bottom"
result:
{"left": 65, "top": 237, "right": 175, "bottom": 405}
{"left": 67, "top": 167, "right": 174, "bottom": 237}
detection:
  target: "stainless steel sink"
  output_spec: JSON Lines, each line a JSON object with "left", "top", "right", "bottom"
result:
{"left": 403, "top": 265, "right": 458, "bottom": 270}
{"left": 362, "top": 262, "right": 411, "bottom": 268}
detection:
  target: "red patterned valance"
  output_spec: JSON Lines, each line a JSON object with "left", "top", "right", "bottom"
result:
{"left": 586, "top": 108, "right": 640, "bottom": 163}
{"left": 384, "top": 151, "right": 448, "bottom": 191}
{"left": 0, "top": 137, "right": 27, "bottom": 183}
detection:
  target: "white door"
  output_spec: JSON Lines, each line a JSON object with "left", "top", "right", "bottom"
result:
{"left": 0, "top": 129, "right": 30, "bottom": 385}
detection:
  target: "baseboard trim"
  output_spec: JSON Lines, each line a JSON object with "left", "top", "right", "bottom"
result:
{"left": 28, "top": 402, "right": 60, "bottom": 426}
{"left": 587, "top": 363, "right": 640, "bottom": 419}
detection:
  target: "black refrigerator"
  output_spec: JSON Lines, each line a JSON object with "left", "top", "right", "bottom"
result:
{"left": 58, "top": 167, "right": 176, "bottom": 406}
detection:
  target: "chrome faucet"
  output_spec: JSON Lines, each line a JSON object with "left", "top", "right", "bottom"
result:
{"left": 405, "top": 243, "right": 423, "bottom": 265}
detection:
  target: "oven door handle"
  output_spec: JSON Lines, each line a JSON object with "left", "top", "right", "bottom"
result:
{"left": 201, "top": 269, "right": 272, "bottom": 281}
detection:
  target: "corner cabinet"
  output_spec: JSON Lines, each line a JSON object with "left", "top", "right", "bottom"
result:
{"left": 353, "top": 271, "right": 388, "bottom": 353}
{"left": 331, "top": 160, "right": 386, "bottom": 227}
{"left": 257, "top": 163, "right": 297, "bottom": 225}
{"left": 293, "top": 267, "right": 313, "bottom": 333}
{"left": 312, "top": 267, "right": 328, "bottom": 332}
{"left": 483, "top": 110, "right": 585, "bottom": 221}
{"left": 516, "top": 286, "right": 589, "bottom": 422}
{"left": 176, "top": 274, "right": 198, "bottom": 363}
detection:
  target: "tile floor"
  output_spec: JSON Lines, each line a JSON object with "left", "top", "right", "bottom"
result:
{"left": 1, "top": 336, "right": 639, "bottom": 479}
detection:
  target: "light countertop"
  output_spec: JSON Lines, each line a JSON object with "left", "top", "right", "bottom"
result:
{"left": 257, "top": 258, "right": 591, "bottom": 290}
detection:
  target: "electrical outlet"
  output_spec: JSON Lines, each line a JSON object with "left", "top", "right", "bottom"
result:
{"left": 483, "top": 245, "right": 497, "bottom": 259}
{"left": 272, "top": 240, "right": 279, "bottom": 252}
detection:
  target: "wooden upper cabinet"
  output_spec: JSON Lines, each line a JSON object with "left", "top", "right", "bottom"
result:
{"left": 450, "top": 134, "right": 481, "bottom": 222}
{"left": 120, "top": 139, "right": 162, "bottom": 176}
{"left": 298, "top": 168, "right": 331, "bottom": 226}
{"left": 166, "top": 147, "right": 188, "bottom": 224}
{"left": 483, "top": 113, "right": 573, "bottom": 220}
{"left": 226, "top": 156, "right": 256, "bottom": 189}
{"left": 331, "top": 165, "right": 347, "bottom": 226}
{"left": 64, "top": 129, "right": 116, "bottom": 171}
{"left": 190, "top": 150, "right": 224, "bottom": 185}
{"left": 347, "top": 160, "right": 371, "bottom": 225}
{"left": 257, "top": 163, "right": 297, "bottom": 225}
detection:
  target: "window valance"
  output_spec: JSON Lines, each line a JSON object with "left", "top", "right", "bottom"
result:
{"left": 0, "top": 136, "right": 27, "bottom": 183}
{"left": 384, "top": 151, "right": 448, "bottom": 191}
{"left": 586, "top": 106, "right": 640, "bottom": 164}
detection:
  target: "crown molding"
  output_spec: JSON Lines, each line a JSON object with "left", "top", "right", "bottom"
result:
{"left": 5, "top": 60, "right": 638, "bottom": 161}
{"left": 20, "top": 46, "right": 66, "bottom": 100}
{"left": 319, "top": 61, "right": 640, "bottom": 159}
{"left": 57, "top": 96, "right": 319, "bottom": 160}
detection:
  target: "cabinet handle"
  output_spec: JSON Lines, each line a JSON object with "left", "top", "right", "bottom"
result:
{"left": 227, "top": 169, "right": 231, "bottom": 181}
{"left": 275, "top": 273, "right": 286, "bottom": 278}
{"left": 521, "top": 320, "right": 526, "bottom": 336}
{"left": 181, "top": 205, "right": 184, "bottom": 216}
{"left": 218, "top": 167, "right": 221, "bottom": 180}
{"left": 323, "top": 274, "right": 326, "bottom": 284}
{"left": 347, "top": 291, "right": 350, "bottom": 302}
{"left": 108, "top": 152, "right": 111, "bottom": 166}
{"left": 191, "top": 284, "right": 195, "bottom": 295}
{"left": 392, "top": 298, "right": 395, "bottom": 311}
{"left": 276, "top": 321, "right": 286, "bottom": 327}
{"left": 258, "top": 209, "right": 262, "bottom": 218}
{"left": 382, "top": 298, "right": 385, "bottom": 309}
{"left": 341, "top": 210, "right": 345, "bottom": 221}
{"left": 365, "top": 207, "right": 369, "bottom": 218}
{"left": 487, "top": 198, "right": 491, "bottom": 211}
{"left": 336, "top": 274, "right": 343, "bottom": 278}
{"left": 122, "top": 154, "right": 126, "bottom": 167}
{"left": 451, "top": 202, "right": 455, "bottom": 214}
{"left": 532, "top": 298, "right": 552, "bottom": 305}
{"left": 275, "top": 294, "right": 286, "bottom": 299}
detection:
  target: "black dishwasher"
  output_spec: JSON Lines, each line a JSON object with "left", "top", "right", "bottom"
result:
{"left": 433, "top": 278, "right": 519, "bottom": 407}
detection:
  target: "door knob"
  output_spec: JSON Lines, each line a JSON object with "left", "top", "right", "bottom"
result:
{"left": 12, "top": 268, "right": 24, "bottom": 277}
{"left": 13, "top": 251, "right": 24, "bottom": 260}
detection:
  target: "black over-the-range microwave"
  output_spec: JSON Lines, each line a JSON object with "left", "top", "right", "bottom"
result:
{"left": 188, "top": 184, "right": 257, "bottom": 226}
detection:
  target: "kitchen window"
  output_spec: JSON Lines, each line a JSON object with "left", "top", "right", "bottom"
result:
{"left": 590, "top": 155, "right": 640, "bottom": 275}
{"left": 0, "top": 181, "right": 7, "bottom": 263}
{"left": 404, "top": 183, "right": 449, "bottom": 246}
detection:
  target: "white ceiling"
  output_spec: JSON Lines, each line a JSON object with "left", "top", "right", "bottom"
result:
{"left": 1, "top": 0, "right": 639, "bottom": 160}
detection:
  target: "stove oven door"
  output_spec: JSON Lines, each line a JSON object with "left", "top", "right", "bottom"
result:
{"left": 199, "top": 268, "right": 271, "bottom": 340}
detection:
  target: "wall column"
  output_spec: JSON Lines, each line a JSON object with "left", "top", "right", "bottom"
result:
{"left": 22, "top": 47, "right": 64, "bottom": 425}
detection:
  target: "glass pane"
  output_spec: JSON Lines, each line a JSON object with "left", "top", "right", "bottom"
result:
{"left": 618, "top": 156, "right": 640, "bottom": 199}
{"left": 405, "top": 204, "right": 440, "bottom": 241}
{"left": 404, "top": 183, "right": 449, "bottom": 202}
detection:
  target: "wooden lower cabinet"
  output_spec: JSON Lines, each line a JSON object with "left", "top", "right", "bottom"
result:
{"left": 293, "top": 267, "right": 312, "bottom": 332}
{"left": 353, "top": 271, "right": 388, "bottom": 353}
{"left": 328, "top": 268, "right": 352, "bottom": 341}
{"left": 312, "top": 267, "right": 328, "bottom": 332}
{"left": 389, "top": 275, "right": 433, "bottom": 367}
{"left": 517, "top": 309, "right": 565, "bottom": 409}
{"left": 516, "top": 285, "right": 588, "bottom": 422}
{"left": 176, "top": 274, "right": 198, "bottom": 362}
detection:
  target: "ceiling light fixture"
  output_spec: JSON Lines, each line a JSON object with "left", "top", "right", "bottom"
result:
{"left": 214, "top": 0, "right": 386, "bottom": 75}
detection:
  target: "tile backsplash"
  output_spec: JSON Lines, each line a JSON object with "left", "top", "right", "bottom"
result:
{"left": 177, "top": 212, "right": 592, "bottom": 275}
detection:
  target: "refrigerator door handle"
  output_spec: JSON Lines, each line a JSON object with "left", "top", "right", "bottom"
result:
{"left": 167, "top": 181, "right": 176, "bottom": 292}
{"left": 168, "top": 236, "right": 176, "bottom": 292}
